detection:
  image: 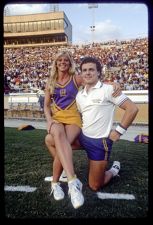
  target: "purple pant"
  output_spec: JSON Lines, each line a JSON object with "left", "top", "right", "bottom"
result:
{"left": 79, "top": 131, "right": 113, "bottom": 161}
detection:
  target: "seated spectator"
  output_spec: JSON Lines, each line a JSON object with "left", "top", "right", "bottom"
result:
{"left": 37, "top": 86, "right": 45, "bottom": 111}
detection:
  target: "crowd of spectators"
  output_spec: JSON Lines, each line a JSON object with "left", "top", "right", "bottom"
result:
{"left": 4, "top": 37, "right": 148, "bottom": 93}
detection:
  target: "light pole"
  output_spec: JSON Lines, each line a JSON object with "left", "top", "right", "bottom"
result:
{"left": 88, "top": 4, "right": 98, "bottom": 43}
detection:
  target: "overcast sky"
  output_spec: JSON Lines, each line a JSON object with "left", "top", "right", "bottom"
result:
{"left": 4, "top": 3, "right": 148, "bottom": 44}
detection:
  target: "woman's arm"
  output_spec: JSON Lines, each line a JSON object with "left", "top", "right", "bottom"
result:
{"left": 44, "top": 83, "right": 58, "bottom": 133}
{"left": 74, "top": 74, "right": 83, "bottom": 87}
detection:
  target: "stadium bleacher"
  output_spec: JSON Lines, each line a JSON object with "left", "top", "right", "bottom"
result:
{"left": 4, "top": 38, "right": 148, "bottom": 123}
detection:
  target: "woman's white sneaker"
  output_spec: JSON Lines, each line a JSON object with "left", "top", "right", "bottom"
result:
{"left": 68, "top": 178, "right": 84, "bottom": 209}
{"left": 50, "top": 182, "right": 65, "bottom": 201}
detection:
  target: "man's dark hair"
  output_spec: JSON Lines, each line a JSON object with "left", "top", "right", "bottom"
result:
{"left": 80, "top": 57, "right": 103, "bottom": 77}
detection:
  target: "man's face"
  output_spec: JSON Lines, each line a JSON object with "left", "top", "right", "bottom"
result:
{"left": 81, "top": 62, "right": 99, "bottom": 86}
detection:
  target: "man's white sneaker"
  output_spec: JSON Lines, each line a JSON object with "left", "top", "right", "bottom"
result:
{"left": 45, "top": 171, "right": 67, "bottom": 182}
{"left": 68, "top": 178, "right": 84, "bottom": 209}
{"left": 50, "top": 182, "right": 65, "bottom": 201}
{"left": 110, "top": 161, "right": 120, "bottom": 177}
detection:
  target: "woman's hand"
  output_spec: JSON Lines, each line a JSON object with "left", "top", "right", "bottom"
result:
{"left": 47, "top": 120, "right": 59, "bottom": 134}
{"left": 104, "top": 81, "right": 122, "bottom": 97}
{"left": 112, "top": 82, "right": 122, "bottom": 97}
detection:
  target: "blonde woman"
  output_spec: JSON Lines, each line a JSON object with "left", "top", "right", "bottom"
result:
{"left": 44, "top": 51, "right": 84, "bottom": 209}
{"left": 44, "top": 51, "right": 121, "bottom": 209}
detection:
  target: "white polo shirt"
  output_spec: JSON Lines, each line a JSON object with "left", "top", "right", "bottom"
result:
{"left": 76, "top": 81, "right": 129, "bottom": 138}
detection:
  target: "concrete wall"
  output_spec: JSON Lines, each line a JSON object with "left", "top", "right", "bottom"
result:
{"left": 4, "top": 90, "right": 149, "bottom": 124}
{"left": 114, "top": 103, "right": 148, "bottom": 124}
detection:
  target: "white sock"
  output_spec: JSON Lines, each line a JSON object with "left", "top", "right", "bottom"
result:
{"left": 109, "top": 168, "right": 119, "bottom": 177}
{"left": 51, "top": 182, "right": 58, "bottom": 187}
{"left": 109, "top": 161, "right": 120, "bottom": 177}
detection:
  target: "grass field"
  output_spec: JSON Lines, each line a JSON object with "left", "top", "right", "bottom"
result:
{"left": 4, "top": 127, "right": 148, "bottom": 219}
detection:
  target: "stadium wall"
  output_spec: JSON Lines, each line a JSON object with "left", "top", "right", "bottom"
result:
{"left": 4, "top": 90, "right": 148, "bottom": 124}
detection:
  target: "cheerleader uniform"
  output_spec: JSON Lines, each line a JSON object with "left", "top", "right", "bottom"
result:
{"left": 51, "top": 76, "right": 82, "bottom": 128}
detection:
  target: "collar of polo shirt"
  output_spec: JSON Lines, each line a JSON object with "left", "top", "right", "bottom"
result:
{"left": 82, "top": 80, "right": 103, "bottom": 95}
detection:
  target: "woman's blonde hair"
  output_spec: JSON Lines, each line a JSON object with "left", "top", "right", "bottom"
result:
{"left": 48, "top": 51, "right": 76, "bottom": 94}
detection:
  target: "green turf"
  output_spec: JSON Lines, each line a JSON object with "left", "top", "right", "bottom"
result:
{"left": 4, "top": 127, "right": 148, "bottom": 218}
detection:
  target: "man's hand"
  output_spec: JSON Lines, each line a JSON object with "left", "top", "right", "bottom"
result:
{"left": 109, "top": 129, "right": 121, "bottom": 142}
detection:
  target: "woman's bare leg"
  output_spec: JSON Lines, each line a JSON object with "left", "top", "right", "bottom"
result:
{"left": 65, "top": 124, "right": 81, "bottom": 145}
{"left": 45, "top": 124, "right": 84, "bottom": 208}
{"left": 45, "top": 134, "right": 62, "bottom": 182}
{"left": 50, "top": 123, "right": 77, "bottom": 179}
{"left": 45, "top": 124, "right": 81, "bottom": 181}
{"left": 51, "top": 124, "right": 80, "bottom": 179}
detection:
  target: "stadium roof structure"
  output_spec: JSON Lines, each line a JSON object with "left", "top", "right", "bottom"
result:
{"left": 4, "top": 11, "right": 72, "bottom": 47}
